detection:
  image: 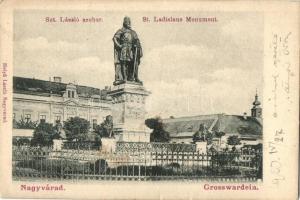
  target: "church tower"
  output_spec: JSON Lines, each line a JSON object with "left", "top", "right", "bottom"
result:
{"left": 251, "top": 92, "right": 262, "bottom": 118}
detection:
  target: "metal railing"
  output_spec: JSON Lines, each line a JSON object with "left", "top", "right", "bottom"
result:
{"left": 12, "top": 146, "right": 262, "bottom": 181}
{"left": 63, "top": 141, "right": 100, "bottom": 150}
{"left": 116, "top": 142, "right": 197, "bottom": 152}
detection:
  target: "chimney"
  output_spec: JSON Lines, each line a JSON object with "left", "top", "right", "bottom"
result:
{"left": 53, "top": 76, "right": 62, "bottom": 83}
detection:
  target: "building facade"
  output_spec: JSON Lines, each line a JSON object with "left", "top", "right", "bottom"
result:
{"left": 162, "top": 93, "right": 263, "bottom": 146}
{"left": 13, "top": 76, "right": 112, "bottom": 136}
{"left": 13, "top": 76, "right": 262, "bottom": 147}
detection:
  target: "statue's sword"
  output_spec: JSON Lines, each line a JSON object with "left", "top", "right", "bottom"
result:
{"left": 133, "top": 46, "right": 138, "bottom": 80}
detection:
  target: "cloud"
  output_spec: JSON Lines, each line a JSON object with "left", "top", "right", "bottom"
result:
{"left": 222, "top": 20, "right": 242, "bottom": 36}
{"left": 206, "top": 67, "right": 260, "bottom": 84}
{"left": 14, "top": 54, "right": 114, "bottom": 88}
{"left": 221, "top": 18, "right": 262, "bottom": 45}
{"left": 14, "top": 36, "right": 114, "bottom": 88}
{"left": 146, "top": 67, "right": 259, "bottom": 118}
{"left": 141, "top": 44, "right": 215, "bottom": 83}
{"left": 59, "top": 57, "right": 114, "bottom": 87}
{"left": 18, "top": 36, "right": 86, "bottom": 52}
{"left": 141, "top": 44, "right": 260, "bottom": 118}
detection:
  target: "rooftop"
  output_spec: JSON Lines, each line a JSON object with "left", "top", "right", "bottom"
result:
{"left": 13, "top": 76, "right": 110, "bottom": 100}
{"left": 163, "top": 114, "right": 262, "bottom": 137}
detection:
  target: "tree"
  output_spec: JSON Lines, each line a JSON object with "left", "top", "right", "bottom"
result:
{"left": 145, "top": 117, "right": 170, "bottom": 142}
{"left": 206, "top": 132, "right": 214, "bottom": 145}
{"left": 13, "top": 137, "right": 31, "bottom": 146}
{"left": 15, "top": 117, "right": 38, "bottom": 129}
{"left": 30, "top": 121, "right": 58, "bottom": 146}
{"left": 214, "top": 131, "right": 225, "bottom": 146}
{"left": 63, "top": 117, "right": 90, "bottom": 142}
{"left": 227, "top": 135, "right": 241, "bottom": 151}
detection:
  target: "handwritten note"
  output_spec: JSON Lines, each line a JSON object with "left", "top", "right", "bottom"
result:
{"left": 268, "top": 129, "right": 286, "bottom": 185}
{"left": 268, "top": 32, "right": 294, "bottom": 185}
{"left": 271, "top": 32, "right": 294, "bottom": 117}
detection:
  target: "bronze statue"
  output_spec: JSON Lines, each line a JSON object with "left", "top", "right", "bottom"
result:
{"left": 113, "top": 17, "right": 143, "bottom": 85}
{"left": 98, "top": 115, "right": 114, "bottom": 138}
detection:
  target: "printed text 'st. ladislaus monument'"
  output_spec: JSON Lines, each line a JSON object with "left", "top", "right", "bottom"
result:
{"left": 108, "top": 17, "right": 151, "bottom": 142}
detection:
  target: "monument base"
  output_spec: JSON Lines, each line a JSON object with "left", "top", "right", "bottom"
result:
{"left": 196, "top": 141, "right": 207, "bottom": 153}
{"left": 118, "top": 129, "right": 151, "bottom": 142}
{"left": 53, "top": 139, "right": 64, "bottom": 151}
{"left": 108, "top": 82, "right": 151, "bottom": 143}
{"left": 101, "top": 138, "right": 117, "bottom": 153}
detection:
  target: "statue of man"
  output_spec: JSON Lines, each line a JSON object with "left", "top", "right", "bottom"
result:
{"left": 104, "top": 115, "right": 114, "bottom": 138}
{"left": 113, "top": 16, "right": 143, "bottom": 85}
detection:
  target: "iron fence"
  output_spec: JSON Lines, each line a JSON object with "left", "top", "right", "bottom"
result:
{"left": 12, "top": 146, "right": 262, "bottom": 181}
{"left": 63, "top": 141, "right": 100, "bottom": 150}
{"left": 116, "top": 142, "right": 197, "bottom": 152}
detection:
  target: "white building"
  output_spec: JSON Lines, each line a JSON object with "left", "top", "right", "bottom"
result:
{"left": 13, "top": 76, "right": 112, "bottom": 138}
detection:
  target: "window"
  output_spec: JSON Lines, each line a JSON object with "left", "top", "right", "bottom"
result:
{"left": 92, "top": 119, "right": 97, "bottom": 129}
{"left": 25, "top": 114, "right": 31, "bottom": 122}
{"left": 67, "top": 90, "right": 76, "bottom": 98}
{"left": 55, "top": 116, "right": 61, "bottom": 122}
{"left": 40, "top": 115, "right": 46, "bottom": 123}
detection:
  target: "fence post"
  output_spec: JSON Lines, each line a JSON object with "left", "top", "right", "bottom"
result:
{"left": 138, "top": 143, "right": 140, "bottom": 180}
{"left": 82, "top": 160, "right": 85, "bottom": 180}
{"left": 237, "top": 152, "right": 240, "bottom": 174}
{"left": 181, "top": 152, "right": 184, "bottom": 176}
{"left": 192, "top": 151, "right": 195, "bottom": 178}
{"left": 161, "top": 149, "right": 163, "bottom": 178}
{"left": 60, "top": 159, "right": 63, "bottom": 180}
{"left": 144, "top": 149, "right": 147, "bottom": 178}
{"left": 155, "top": 151, "right": 158, "bottom": 177}
{"left": 138, "top": 164, "right": 141, "bottom": 181}
{"left": 40, "top": 152, "right": 43, "bottom": 178}
{"left": 207, "top": 151, "right": 210, "bottom": 177}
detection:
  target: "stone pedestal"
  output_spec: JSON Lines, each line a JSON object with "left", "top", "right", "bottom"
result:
{"left": 53, "top": 139, "right": 64, "bottom": 151}
{"left": 108, "top": 82, "right": 151, "bottom": 142}
{"left": 101, "top": 138, "right": 117, "bottom": 153}
{"left": 196, "top": 141, "right": 207, "bottom": 153}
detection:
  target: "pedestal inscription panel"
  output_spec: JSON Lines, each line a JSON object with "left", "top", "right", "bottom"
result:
{"left": 108, "top": 82, "right": 151, "bottom": 142}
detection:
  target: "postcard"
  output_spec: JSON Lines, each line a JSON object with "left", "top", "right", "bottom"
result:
{"left": 0, "top": 0, "right": 299, "bottom": 199}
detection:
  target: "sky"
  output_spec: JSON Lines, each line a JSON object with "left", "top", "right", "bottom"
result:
{"left": 13, "top": 11, "right": 264, "bottom": 118}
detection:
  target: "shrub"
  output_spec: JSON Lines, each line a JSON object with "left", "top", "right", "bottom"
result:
{"left": 31, "top": 122, "right": 59, "bottom": 147}
{"left": 64, "top": 117, "right": 90, "bottom": 142}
